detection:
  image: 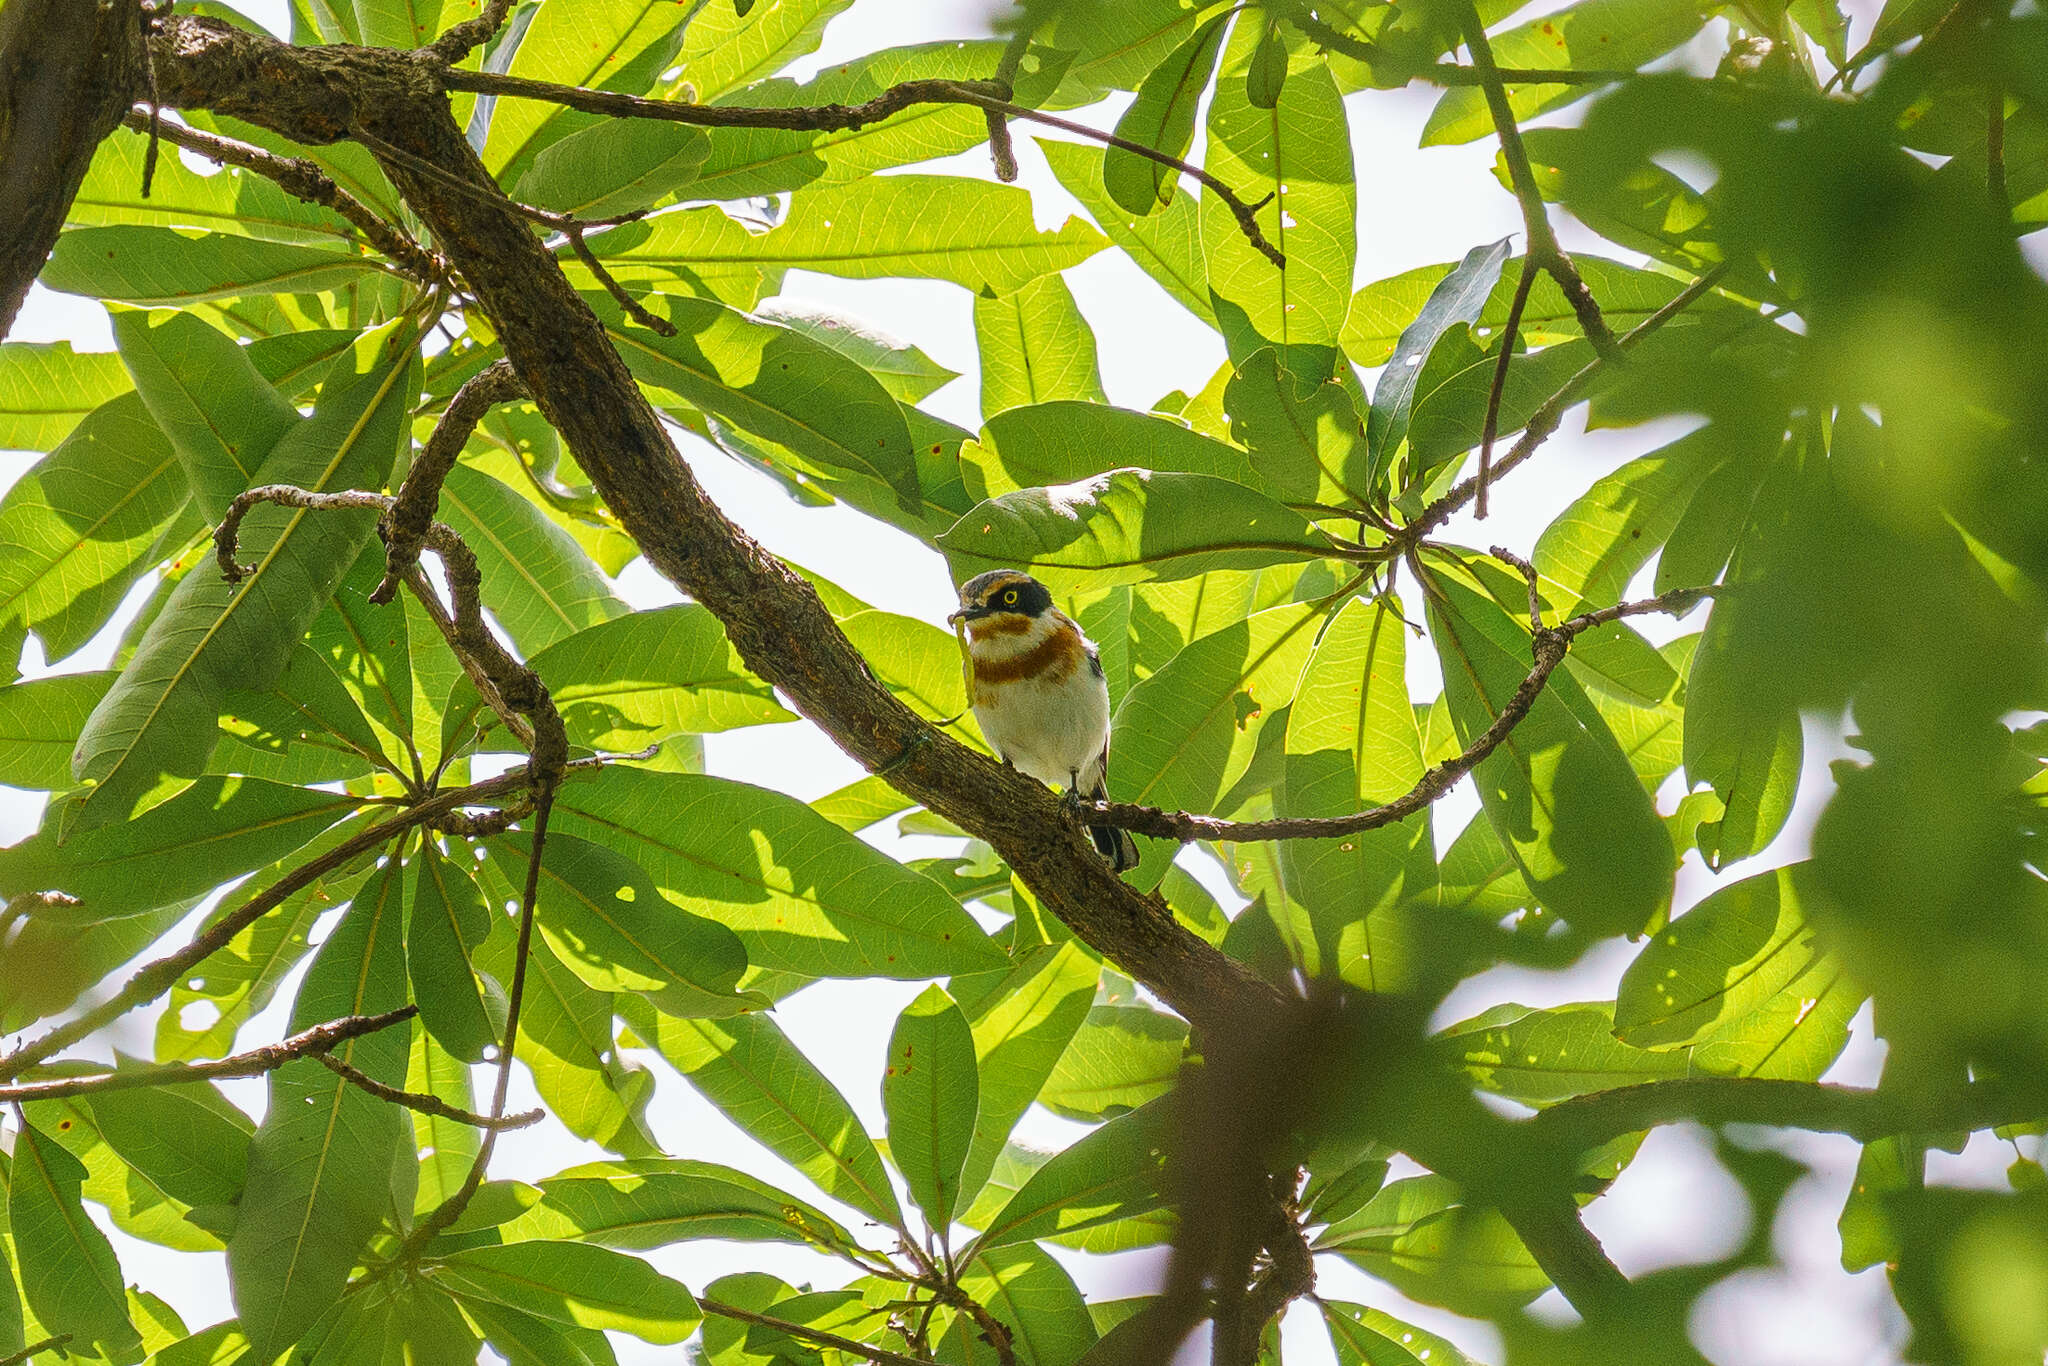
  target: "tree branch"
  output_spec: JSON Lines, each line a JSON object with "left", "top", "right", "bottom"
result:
{"left": 1476, "top": 255, "right": 1536, "bottom": 521}
{"left": 698, "top": 1297, "right": 937, "bottom": 1366}
{"left": 0, "top": 1337, "right": 71, "bottom": 1366}
{"left": 374, "top": 358, "right": 524, "bottom": 601}
{"left": 1084, "top": 582, "right": 1713, "bottom": 843}
{"left": 117, "top": 109, "right": 446, "bottom": 284}
{"left": 312, "top": 1050, "right": 543, "bottom": 1130}
{"left": 0, "top": 1006, "right": 417, "bottom": 1102}
{"left": 1459, "top": 2, "right": 1617, "bottom": 357}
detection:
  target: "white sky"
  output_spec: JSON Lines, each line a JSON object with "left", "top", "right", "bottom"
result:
{"left": 4, "top": 0, "right": 2028, "bottom": 1361}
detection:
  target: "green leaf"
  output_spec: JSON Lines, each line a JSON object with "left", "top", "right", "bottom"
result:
{"left": 974, "top": 274, "right": 1108, "bottom": 419}
{"left": 1277, "top": 597, "right": 1436, "bottom": 987}
{"left": 1040, "top": 1004, "right": 1187, "bottom": 1122}
{"left": 1533, "top": 425, "right": 1723, "bottom": 614}
{"left": 664, "top": 0, "right": 851, "bottom": 103}
{"left": 41, "top": 227, "right": 384, "bottom": 303}
{"left": 756, "top": 301, "right": 958, "bottom": 404}
{"left": 551, "top": 764, "right": 1005, "bottom": 979}
{"left": 1245, "top": 14, "right": 1289, "bottom": 108}
{"left": 1202, "top": 23, "right": 1354, "bottom": 374}
{"left": 1225, "top": 346, "right": 1372, "bottom": 505}
{"left": 228, "top": 853, "right": 410, "bottom": 1364}
{"left": 627, "top": 1005, "right": 904, "bottom": 1229}
{"left": 1318, "top": 1177, "right": 1549, "bottom": 1314}
{"left": 567, "top": 206, "right": 777, "bottom": 310}
{"left": 0, "top": 776, "right": 355, "bottom": 924}
{"left": 968, "top": 1097, "right": 1173, "bottom": 1253}
{"left": 1434, "top": 1002, "right": 1693, "bottom": 1104}
{"left": 112, "top": 309, "right": 300, "bottom": 520}
{"left": 1368, "top": 239, "right": 1509, "bottom": 467}
{"left": 946, "top": 1243, "right": 1098, "bottom": 1366}
{"left": 940, "top": 470, "right": 1334, "bottom": 592}
{"left": 435, "top": 462, "right": 627, "bottom": 653}
{"left": 598, "top": 290, "right": 919, "bottom": 514}
{"left": 463, "top": 1298, "right": 623, "bottom": 1366}
{"left": 0, "top": 671, "right": 114, "bottom": 789}
{"left": 20, "top": 1092, "right": 217, "bottom": 1255}
{"left": 1839, "top": 1137, "right": 1914, "bottom": 1273}
{"left": 1684, "top": 604, "right": 1805, "bottom": 870}
{"left": 0, "top": 392, "right": 200, "bottom": 662}
{"left": 0, "top": 342, "right": 133, "bottom": 451}
{"left": 954, "top": 942, "right": 1099, "bottom": 1208}
{"left": 526, "top": 1157, "right": 857, "bottom": 1252}
{"left": 1424, "top": 565, "right": 1671, "bottom": 937}
{"left": 1320, "top": 1300, "right": 1478, "bottom": 1366}
{"left": 10, "top": 1118, "right": 142, "bottom": 1364}
{"left": 499, "top": 828, "right": 757, "bottom": 1019}
{"left": 764, "top": 176, "right": 1107, "bottom": 293}
{"left": 1421, "top": 0, "right": 1708, "bottom": 146}
{"left": 219, "top": 641, "right": 397, "bottom": 785}
{"left": 883, "top": 984, "right": 979, "bottom": 1229}
{"left": 966, "top": 400, "right": 1261, "bottom": 499}
{"left": 516, "top": 119, "right": 710, "bottom": 220}
{"left": 71, "top": 322, "right": 418, "bottom": 827}
{"left": 1041, "top": 139, "right": 1215, "bottom": 328}
{"left": 1407, "top": 330, "right": 1595, "bottom": 475}
{"left": 410, "top": 838, "right": 496, "bottom": 1063}
{"left": 430, "top": 1241, "right": 700, "bottom": 1343}
{"left": 87, "top": 1076, "right": 253, "bottom": 1213}
{"left": 355, "top": 0, "right": 444, "bottom": 47}
{"left": 408, "top": 1028, "right": 481, "bottom": 1216}
{"left": 1104, "top": 10, "right": 1232, "bottom": 213}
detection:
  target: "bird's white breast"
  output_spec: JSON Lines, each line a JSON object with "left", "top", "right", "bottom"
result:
{"left": 968, "top": 613, "right": 1111, "bottom": 793}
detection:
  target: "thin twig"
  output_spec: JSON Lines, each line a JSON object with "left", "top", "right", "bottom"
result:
{"left": 313, "top": 1051, "right": 543, "bottom": 1130}
{"left": 698, "top": 1297, "right": 940, "bottom": 1366}
{"left": 1405, "top": 263, "right": 1731, "bottom": 540}
{"left": 375, "top": 359, "right": 524, "bottom": 602}
{"left": 119, "top": 110, "right": 446, "bottom": 284}
{"left": 1459, "top": 3, "right": 1617, "bottom": 357}
{"left": 0, "top": 1337, "right": 71, "bottom": 1366}
{"left": 1477, "top": 255, "right": 1536, "bottom": 520}
{"left": 433, "top": 69, "right": 1287, "bottom": 268}
{"left": 0, "top": 1007, "right": 417, "bottom": 1102}
{"left": 1082, "top": 582, "right": 1714, "bottom": 843}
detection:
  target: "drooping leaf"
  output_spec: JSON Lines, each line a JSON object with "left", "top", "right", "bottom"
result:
{"left": 756, "top": 300, "right": 958, "bottom": 404}
{"left": 974, "top": 273, "right": 1108, "bottom": 419}
{"left": 1368, "top": 239, "right": 1510, "bottom": 469}
{"left": 1041, "top": 139, "right": 1215, "bottom": 328}
{"left": 71, "top": 322, "right": 418, "bottom": 827}
{"left": 1434, "top": 1002, "right": 1693, "bottom": 1104}
{"left": 430, "top": 1241, "right": 701, "bottom": 1343}
{"left": 523, "top": 1157, "right": 858, "bottom": 1253}
{"left": 41, "top": 227, "right": 384, "bottom": 304}
{"left": 1039, "top": 1004, "right": 1187, "bottom": 1122}
{"left": 9, "top": 1118, "right": 143, "bottom": 1364}
{"left": 968, "top": 1097, "right": 1173, "bottom": 1253}
{"left": 940, "top": 470, "right": 1334, "bottom": 592}
{"left": 1104, "top": 10, "right": 1232, "bottom": 213}
{"left": 0, "top": 392, "right": 200, "bottom": 662}
{"left": 0, "top": 342, "right": 133, "bottom": 452}
{"left": 965, "top": 401, "right": 1260, "bottom": 499}
{"left": 550, "top": 764, "right": 1005, "bottom": 979}
{"left": 945, "top": 1243, "right": 1098, "bottom": 1366}
{"left": 228, "top": 853, "right": 410, "bottom": 1363}
{"left": 409, "top": 838, "right": 497, "bottom": 1063}
{"left": 883, "top": 984, "right": 979, "bottom": 1229}
{"left": 627, "top": 1004, "right": 905, "bottom": 1230}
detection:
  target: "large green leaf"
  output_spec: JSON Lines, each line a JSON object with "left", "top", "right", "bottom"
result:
{"left": 954, "top": 942, "right": 1099, "bottom": 1208}
{"left": 551, "top": 764, "right": 1005, "bottom": 978}
{"left": 1105, "top": 11, "right": 1232, "bottom": 213}
{"left": 1407, "top": 331, "right": 1595, "bottom": 475}
{"left": 0, "top": 671, "right": 114, "bottom": 789}
{"left": 435, "top": 463, "right": 626, "bottom": 653}
{"left": 1317, "top": 1177, "right": 1549, "bottom": 1314}
{"left": 1533, "top": 425, "right": 1724, "bottom": 614}
{"left": 430, "top": 1241, "right": 700, "bottom": 1343}
{"left": 516, "top": 119, "right": 710, "bottom": 220}
{"left": 1039, "top": 1004, "right": 1186, "bottom": 1123}
{"left": 499, "top": 829, "right": 758, "bottom": 1019}
{"left": 1276, "top": 597, "right": 1435, "bottom": 986}
{"left": 1225, "top": 345, "right": 1373, "bottom": 506}
{"left": 974, "top": 274, "right": 1107, "bottom": 419}
{"left": 883, "top": 984, "right": 979, "bottom": 1230}
{"left": 42, "top": 227, "right": 383, "bottom": 304}
{"left": 598, "top": 290, "right": 919, "bottom": 513}
{"left": 69, "top": 119, "right": 355, "bottom": 247}
{"left": 0, "top": 776, "right": 355, "bottom": 924}
{"left": 218, "top": 641, "right": 397, "bottom": 785}
{"left": 87, "top": 1077, "right": 253, "bottom": 1214}
{"left": 1201, "top": 22, "right": 1354, "bottom": 374}
{"left": 522, "top": 1157, "right": 857, "bottom": 1252}
{"left": 1320, "top": 1300, "right": 1479, "bottom": 1366}
{"left": 568, "top": 207, "right": 777, "bottom": 309}
{"left": 663, "top": 0, "right": 851, "bottom": 103}
{"left": 627, "top": 1005, "right": 905, "bottom": 1230}
{"left": 1424, "top": 566, "right": 1671, "bottom": 937}
{"left": 1421, "top": 0, "right": 1708, "bottom": 146}
{"left": 9, "top": 1118, "right": 142, "bottom": 1364}
{"left": 1434, "top": 1002, "right": 1693, "bottom": 1104}
{"left": 1367, "top": 239, "right": 1509, "bottom": 468}
{"left": 965, "top": 401, "right": 1260, "bottom": 499}
{"left": 967, "top": 1097, "right": 1173, "bottom": 1253}
{"left": 409, "top": 838, "right": 496, "bottom": 1063}
{"left": 0, "top": 342, "right": 132, "bottom": 452}
{"left": 946, "top": 1243, "right": 1098, "bottom": 1366}
{"left": 1041, "top": 139, "right": 1215, "bottom": 328}
{"left": 113, "top": 309, "right": 299, "bottom": 520}
{"left": 756, "top": 301, "right": 958, "bottom": 404}
{"left": 939, "top": 469, "right": 1334, "bottom": 591}
{"left": 70, "top": 324, "right": 417, "bottom": 827}
{"left": 229, "top": 854, "right": 410, "bottom": 1364}
{"left": 0, "top": 392, "right": 198, "bottom": 662}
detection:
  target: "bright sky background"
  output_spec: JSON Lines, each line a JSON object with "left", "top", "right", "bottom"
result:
{"left": 5, "top": 0, "right": 2034, "bottom": 1361}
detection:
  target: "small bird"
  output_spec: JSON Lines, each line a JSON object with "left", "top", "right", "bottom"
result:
{"left": 949, "top": 569, "right": 1140, "bottom": 872}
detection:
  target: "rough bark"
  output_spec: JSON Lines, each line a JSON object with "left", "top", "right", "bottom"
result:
{"left": 0, "top": 0, "right": 145, "bottom": 337}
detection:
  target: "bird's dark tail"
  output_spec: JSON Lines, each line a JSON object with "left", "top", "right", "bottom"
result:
{"left": 1088, "top": 776, "right": 1140, "bottom": 872}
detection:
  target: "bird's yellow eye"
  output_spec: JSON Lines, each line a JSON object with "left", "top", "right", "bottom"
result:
{"left": 1003, "top": 589, "right": 1019, "bottom": 605}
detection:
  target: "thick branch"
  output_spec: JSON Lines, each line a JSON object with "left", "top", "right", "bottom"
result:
{"left": 117, "top": 110, "right": 445, "bottom": 283}
{"left": 0, "top": 0, "right": 144, "bottom": 337}
{"left": 1086, "top": 584, "right": 1712, "bottom": 843}
{"left": 0, "top": 1006, "right": 417, "bottom": 1102}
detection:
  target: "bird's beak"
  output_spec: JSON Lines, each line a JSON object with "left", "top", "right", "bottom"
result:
{"left": 946, "top": 608, "right": 966, "bottom": 626}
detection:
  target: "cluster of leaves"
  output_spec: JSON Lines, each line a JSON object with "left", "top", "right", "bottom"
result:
{"left": 3, "top": 0, "right": 2048, "bottom": 1362}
